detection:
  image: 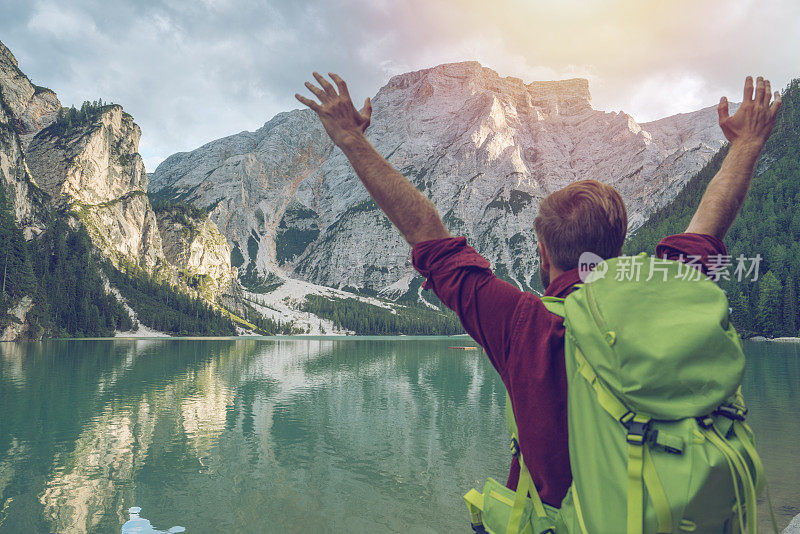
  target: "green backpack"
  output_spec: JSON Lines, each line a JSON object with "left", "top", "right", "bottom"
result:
{"left": 464, "top": 254, "right": 776, "bottom": 534}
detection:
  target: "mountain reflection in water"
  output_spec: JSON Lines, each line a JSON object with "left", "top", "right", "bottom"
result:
{"left": 0, "top": 338, "right": 797, "bottom": 532}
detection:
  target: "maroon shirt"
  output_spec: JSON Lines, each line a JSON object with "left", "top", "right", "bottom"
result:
{"left": 412, "top": 233, "right": 726, "bottom": 506}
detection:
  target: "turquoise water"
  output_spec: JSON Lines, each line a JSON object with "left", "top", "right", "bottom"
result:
{"left": 0, "top": 338, "right": 797, "bottom": 532}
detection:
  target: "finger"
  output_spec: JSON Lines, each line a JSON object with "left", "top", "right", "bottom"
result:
{"left": 770, "top": 91, "right": 782, "bottom": 118}
{"left": 360, "top": 97, "right": 372, "bottom": 118}
{"left": 328, "top": 73, "right": 350, "bottom": 99}
{"left": 754, "top": 76, "right": 765, "bottom": 105}
{"left": 304, "top": 81, "right": 326, "bottom": 101}
{"left": 717, "top": 96, "right": 729, "bottom": 123}
{"left": 313, "top": 72, "right": 337, "bottom": 96}
{"left": 295, "top": 94, "right": 320, "bottom": 112}
{"left": 743, "top": 76, "right": 754, "bottom": 102}
{"left": 763, "top": 80, "right": 772, "bottom": 107}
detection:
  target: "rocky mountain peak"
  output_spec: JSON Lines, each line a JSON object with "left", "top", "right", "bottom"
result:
{"left": 0, "top": 40, "right": 53, "bottom": 234}
{"left": 26, "top": 103, "right": 147, "bottom": 206}
{"left": 380, "top": 61, "right": 591, "bottom": 119}
{"left": 0, "top": 39, "right": 61, "bottom": 148}
{"left": 0, "top": 40, "right": 18, "bottom": 68}
{"left": 527, "top": 78, "right": 591, "bottom": 104}
{"left": 151, "top": 60, "right": 728, "bottom": 298}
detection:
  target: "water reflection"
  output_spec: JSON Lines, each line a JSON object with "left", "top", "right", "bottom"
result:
{"left": 0, "top": 338, "right": 796, "bottom": 532}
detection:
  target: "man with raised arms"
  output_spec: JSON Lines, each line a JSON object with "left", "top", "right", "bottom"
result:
{"left": 296, "top": 73, "right": 780, "bottom": 509}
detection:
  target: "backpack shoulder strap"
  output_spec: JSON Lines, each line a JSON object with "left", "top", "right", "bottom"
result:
{"left": 505, "top": 392, "right": 552, "bottom": 533}
{"left": 541, "top": 296, "right": 566, "bottom": 318}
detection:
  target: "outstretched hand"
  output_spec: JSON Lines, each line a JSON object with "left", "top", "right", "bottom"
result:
{"left": 687, "top": 76, "right": 782, "bottom": 240}
{"left": 296, "top": 72, "right": 372, "bottom": 148}
{"left": 718, "top": 76, "right": 781, "bottom": 147}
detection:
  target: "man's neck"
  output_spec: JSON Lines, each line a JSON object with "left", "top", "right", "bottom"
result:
{"left": 549, "top": 267, "right": 564, "bottom": 282}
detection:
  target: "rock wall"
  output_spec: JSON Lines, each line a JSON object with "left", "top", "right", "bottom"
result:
{"left": 25, "top": 105, "right": 167, "bottom": 271}
{"left": 0, "top": 39, "right": 55, "bottom": 236}
{"left": 1, "top": 39, "right": 238, "bottom": 341}
{"left": 151, "top": 61, "right": 729, "bottom": 296}
{"left": 156, "top": 207, "right": 236, "bottom": 299}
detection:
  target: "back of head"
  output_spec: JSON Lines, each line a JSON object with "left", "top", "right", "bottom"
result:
{"left": 534, "top": 179, "right": 628, "bottom": 271}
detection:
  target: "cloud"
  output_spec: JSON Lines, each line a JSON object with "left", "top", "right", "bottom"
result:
{"left": 627, "top": 73, "right": 708, "bottom": 123}
{"left": 1, "top": 0, "right": 797, "bottom": 169}
{"left": 27, "top": 2, "right": 98, "bottom": 39}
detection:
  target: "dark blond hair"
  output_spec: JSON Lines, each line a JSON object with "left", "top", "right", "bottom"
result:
{"left": 533, "top": 179, "right": 628, "bottom": 271}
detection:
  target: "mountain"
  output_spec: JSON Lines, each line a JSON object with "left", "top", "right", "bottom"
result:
{"left": 150, "top": 61, "right": 731, "bottom": 299}
{"left": 0, "top": 40, "right": 56, "bottom": 236}
{"left": 0, "top": 39, "right": 448, "bottom": 339}
{"left": 1, "top": 40, "right": 747, "bottom": 338}
{"left": 0, "top": 40, "right": 239, "bottom": 339}
{"left": 625, "top": 79, "right": 800, "bottom": 338}
{"left": 25, "top": 103, "right": 169, "bottom": 273}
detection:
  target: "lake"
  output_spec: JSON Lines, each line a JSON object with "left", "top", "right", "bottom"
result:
{"left": 0, "top": 338, "right": 798, "bottom": 533}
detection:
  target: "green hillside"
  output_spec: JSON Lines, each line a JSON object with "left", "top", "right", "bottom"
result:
{"left": 625, "top": 79, "right": 800, "bottom": 338}
{"left": 0, "top": 184, "right": 236, "bottom": 338}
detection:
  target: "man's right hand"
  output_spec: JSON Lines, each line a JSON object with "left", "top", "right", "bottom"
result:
{"left": 293, "top": 71, "right": 449, "bottom": 246}
{"left": 686, "top": 75, "right": 782, "bottom": 240}
{"left": 295, "top": 72, "right": 372, "bottom": 148}
{"left": 718, "top": 76, "right": 781, "bottom": 148}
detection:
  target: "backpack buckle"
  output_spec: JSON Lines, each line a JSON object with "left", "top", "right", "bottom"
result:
{"left": 696, "top": 416, "right": 715, "bottom": 429}
{"left": 625, "top": 421, "right": 650, "bottom": 445}
{"left": 620, "top": 411, "right": 651, "bottom": 445}
{"left": 510, "top": 436, "right": 521, "bottom": 458}
{"left": 648, "top": 430, "right": 683, "bottom": 455}
{"left": 714, "top": 404, "right": 748, "bottom": 421}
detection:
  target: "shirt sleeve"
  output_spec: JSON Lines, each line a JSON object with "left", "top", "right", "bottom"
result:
{"left": 655, "top": 232, "right": 728, "bottom": 277}
{"left": 412, "top": 236, "right": 526, "bottom": 372}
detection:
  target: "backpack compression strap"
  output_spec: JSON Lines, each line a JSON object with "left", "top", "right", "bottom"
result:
{"left": 505, "top": 393, "right": 554, "bottom": 534}
{"left": 542, "top": 295, "right": 674, "bottom": 532}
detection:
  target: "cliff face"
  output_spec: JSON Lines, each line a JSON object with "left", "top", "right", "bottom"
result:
{"left": 25, "top": 106, "right": 167, "bottom": 271}
{"left": 151, "top": 61, "right": 729, "bottom": 296}
{"left": 155, "top": 207, "right": 236, "bottom": 299}
{"left": 0, "top": 40, "right": 55, "bottom": 236}
{"left": 0, "top": 39, "right": 234, "bottom": 290}
{"left": 0, "top": 40, "right": 237, "bottom": 340}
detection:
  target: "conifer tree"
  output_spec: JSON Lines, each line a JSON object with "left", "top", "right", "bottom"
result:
{"left": 783, "top": 279, "right": 797, "bottom": 336}
{"left": 757, "top": 271, "right": 782, "bottom": 337}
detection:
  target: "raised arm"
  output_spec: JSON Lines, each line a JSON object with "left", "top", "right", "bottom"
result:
{"left": 686, "top": 76, "right": 781, "bottom": 240}
{"left": 296, "top": 72, "right": 450, "bottom": 246}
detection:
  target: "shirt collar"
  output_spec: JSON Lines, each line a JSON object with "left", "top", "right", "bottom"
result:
{"left": 544, "top": 267, "right": 583, "bottom": 298}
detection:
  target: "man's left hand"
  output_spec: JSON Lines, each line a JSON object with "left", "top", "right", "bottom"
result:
{"left": 296, "top": 72, "right": 372, "bottom": 148}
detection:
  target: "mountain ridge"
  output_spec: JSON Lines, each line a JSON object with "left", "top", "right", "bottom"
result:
{"left": 151, "top": 60, "right": 731, "bottom": 300}
{"left": 0, "top": 40, "right": 242, "bottom": 339}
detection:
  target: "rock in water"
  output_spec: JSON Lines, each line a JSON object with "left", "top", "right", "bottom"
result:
{"left": 784, "top": 513, "right": 800, "bottom": 534}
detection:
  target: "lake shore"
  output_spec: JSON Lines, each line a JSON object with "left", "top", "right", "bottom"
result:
{"left": 748, "top": 336, "right": 800, "bottom": 343}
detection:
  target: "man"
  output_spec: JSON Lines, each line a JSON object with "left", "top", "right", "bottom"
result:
{"left": 296, "top": 73, "right": 780, "bottom": 508}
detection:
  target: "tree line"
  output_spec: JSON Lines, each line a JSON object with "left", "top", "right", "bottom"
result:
{"left": 1, "top": 183, "right": 236, "bottom": 338}
{"left": 1, "top": 188, "right": 132, "bottom": 338}
{"left": 301, "top": 294, "right": 464, "bottom": 335}
{"left": 47, "top": 99, "right": 116, "bottom": 136}
{"left": 625, "top": 79, "right": 800, "bottom": 338}
{"left": 108, "top": 262, "right": 236, "bottom": 336}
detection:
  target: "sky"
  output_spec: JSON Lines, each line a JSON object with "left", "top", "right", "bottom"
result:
{"left": 1, "top": 0, "right": 798, "bottom": 171}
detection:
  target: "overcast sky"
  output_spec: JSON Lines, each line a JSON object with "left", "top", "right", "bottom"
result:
{"left": 1, "top": 0, "right": 797, "bottom": 171}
